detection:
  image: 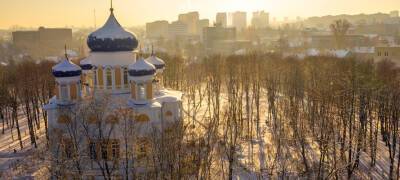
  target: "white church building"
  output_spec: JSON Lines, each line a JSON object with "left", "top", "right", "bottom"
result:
{"left": 44, "top": 4, "right": 183, "bottom": 179}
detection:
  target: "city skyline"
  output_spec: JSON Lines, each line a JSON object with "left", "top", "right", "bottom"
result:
{"left": 0, "top": 0, "right": 399, "bottom": 29}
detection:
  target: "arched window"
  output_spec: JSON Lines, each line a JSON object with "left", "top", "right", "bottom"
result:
{"left": 165, "top": 111, "right": 173, "bottom": 117}
{"left": 61, "top": 138, "right": 74, "bottom": 159}
{"left": 106, "top": 68, "right": 112, "bottom": 89}
{"left": 60, "top": 84, "right": 69, "bottom": 101}
{"left": 87, "top": 114, "right": 98, "bottom": 124}
{"left": 135, "top": 138, "right": 150, "bottom": 163}
{"left": 137, "top": 84, "right": 146, "bottom": 100}
{"left": 135, "top": 114, "right": 150, "bottom": 122}
{"left": 58, "top": 114, "right": 71, "bottom": 124}
{"left": 123, "top": 68, "right": 129, "bottom": 88}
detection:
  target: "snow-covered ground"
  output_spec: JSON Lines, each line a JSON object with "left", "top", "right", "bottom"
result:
{"left": 0, "top": 89, "right": 397, "bottom": 179}
{"left": 0, "top": 111, "right": 48, "bottom": 179}
{"left": 183, "top": 89, "right": 396, "bottom": 179}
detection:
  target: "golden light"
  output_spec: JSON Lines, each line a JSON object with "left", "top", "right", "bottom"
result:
{"left": 223, "top": 0, "right": 267, "bottom": 12}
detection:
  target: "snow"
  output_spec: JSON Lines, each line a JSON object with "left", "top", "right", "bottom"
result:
{"left": 0, "top": 110, "right": 47, "bottom": 178}
{"left": 154, "top": 89, "right": 183, "bottom": 103}
{"left": 52, "top": 59, "right": 81, "bottom": 72}
{"left": 307, "top": 48, "right": 320, "bottom": 56}
{"left": 145, "top": 55, "right": 165, "bottom": 67}
{"left": 234, "top": 49, "right": 247, "bottom": 55}
{"left": 353, "top": 47, "right": 375, "bottom": 54}
{"left": 89, "top": 12, "right": 135, "bottom": 40}
{"left": 65, "top": 49, "right": 78, "bottom": 57}
{"left": 44, "top": 56, "right": 59, "bottom": 62}
{"left": 80, "top": 57, "right": 91, "bottom": 65}
{"left": 328, "top": 49, "right": 351, "bottom": 58}
{"left": 129, "top": 57, "right": 156, "bottom": 71}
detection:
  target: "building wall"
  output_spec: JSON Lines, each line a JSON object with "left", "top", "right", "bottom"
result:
{"left": 375, "top": 46, "right": 400, "bottom": 64}
{"left": 178, "top": 12, "right": 199, "bottom": 35}
{"left": 231, "top": 11, "right": 247, "bottom": 32}
{"left": 146, "top": 20, "right": 169, "bottom": 39}
{"left": 168, "top": 21, "right": 189, "bottom": 39}
{"left": 251, "top": 11, "right": 269, "bottom": 29}
{"left": 203, "top": 26, "right": 236, "bottom": 48}
{"left": 12, "top": 27, "right": 72, "bottom": 58}
{"left": 216, "top": 13, "right": 227, "bottom": 27}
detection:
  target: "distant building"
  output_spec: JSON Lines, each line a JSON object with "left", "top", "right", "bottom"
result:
{"left": 178, "top": 12, "right": 200, "bottom": 35}
{"left": 310, "top": 34, "right": 369, "bottom": 49}
{"left": 375, "top": 46, "right": 400, "bottom": 64}
{"left": 203, "top": 25, "right": 237, "bottom": 53}
{"left": 146, "top": 20, "right": 169, "bottom": 39}
{"left": 198, "top": 19, "right": 210, "bottom": 40}
{"left": 12, "top": 27, "right": 72, "bottom": 58}
{"left": 168, "top": 21, "right": 189, "bottom": 39}
{"left": 251, "top": 11, "right": 269, "bottom": 29}
{"left": 231, "top": 11, "right": 247, "bottom": 32}
{"left": 216, "top": 12, "right": 228, "bottom": 27}
{"left": 390, "top": 10, "right": 399, "bottom": 18}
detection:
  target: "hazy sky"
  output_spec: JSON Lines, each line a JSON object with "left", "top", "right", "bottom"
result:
{"left": 0, "top": 0, "right": 399, "bottom": 29}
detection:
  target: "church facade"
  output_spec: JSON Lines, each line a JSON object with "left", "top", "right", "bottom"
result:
{"left": 44, "top": 5, "right": 183, "bottom": 179}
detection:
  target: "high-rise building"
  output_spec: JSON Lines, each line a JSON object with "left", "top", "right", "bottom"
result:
{"left": 198, "top": 19, "right": 210, "bottom": 39}
{"left": 216, "top": 12, "right": 227, "bottom": 27}
{"left": 168, "top": 21, "right": 189, "bottom": 39}
{"left": 231, "top": 11, "right": 247, "bottom": 31}
{"left": 251, "top": 11, "right": 269, "bottom": 29}
{"left": 146, "top": 20, "right": 169, "bottom": 39}
{"left": 178, "top": 12, "right": 200, "bottom": 35}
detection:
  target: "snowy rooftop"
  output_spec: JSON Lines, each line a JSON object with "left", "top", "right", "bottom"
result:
{"left": 52, "top": 59, "right": 81, "bottom": 72}
{"left": 89, "top": 12, "right": 135, "bottom": 40}
{"left": 307, "top": 48, "right": 320, "bottom": 57}
{"left": 129, "top": 57, "right": 156, "bottom": 71}
{"left": 154, "top": 89, "right": 183, "bottom": 103}
{"left": 328, "top": 49, "right": 352, "bottom": 58}
{"left": 146, "top": 55, "right": 165, "bottom": 68}
{"left": 353, "top": 47, "right": 375, "bottom": 54}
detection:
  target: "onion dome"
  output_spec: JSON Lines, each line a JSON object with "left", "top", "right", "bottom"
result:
{"left": 87, "top": 8, "right": 138, "bottom": 52}
{"left": 52, "top": 59, "right": 82, "bottom": 78}
{"left": 80, "top": 58, "right": 93, "bottom": 70}
{"left": 146, "top": 48, "right": 165, "bottom": 70}
{"left": 128, "top": 57, "right": 156, "bottom": 77}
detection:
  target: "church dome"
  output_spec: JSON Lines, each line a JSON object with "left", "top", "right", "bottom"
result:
{"left": 87, "top": 9, "right": 138, "bottom": 52}
{"left": 52, "top": 59, "right": 82, "bottom": 78}
{"left": 146, "top": 53, "right": 165, "bottom": 70}
{"left": 80, "top": 58, "right": 93, "bottom": 70}
{"left": 128, "top": 57, "right": 156, "bottom": 77}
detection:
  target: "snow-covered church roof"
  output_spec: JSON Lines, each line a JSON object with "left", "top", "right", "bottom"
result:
{"left": 52, "top": 59, "right": 82, "bottom": 77}
{"left": 146, "top": 50, "right": 165, "bottom": 70}
{"left": 87, "top": 8, "right": 138, "bottom": 52}
{"left": 129, "top": 57, "right": 156, "bottom": 77}
{"left": 80, "top": 57, "right": 93, "bottom": 70}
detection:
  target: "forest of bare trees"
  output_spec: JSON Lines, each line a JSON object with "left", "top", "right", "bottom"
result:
{"left": 1, "top": 51, "right": 400, "bottom": 179}
{"left": 160, "top": 52, "right": 400, "bottom": 179}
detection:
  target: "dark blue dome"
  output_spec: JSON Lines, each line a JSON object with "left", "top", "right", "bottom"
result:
{"left": 128, "top": 58, "right": 156, "bottom": 77}
{"left": 80, "top": 64, "right": 93, "bottom": 70}
{"left": 87, "top": 12, "right": 138, "bottom": 52}
{"left": 52, "top": 59, "right": 82, "bottom": 78}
